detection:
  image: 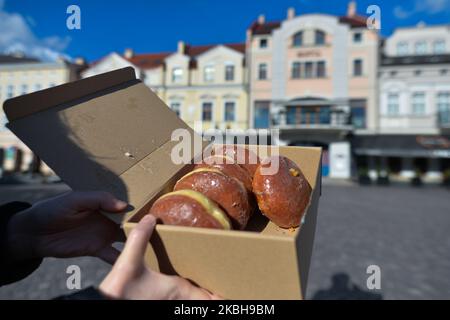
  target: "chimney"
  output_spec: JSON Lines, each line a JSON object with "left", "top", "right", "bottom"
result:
{"left": 177, "top": 40, "right": 185, "bottom": 54}
{"left": 258, "top": 14, "right": 265, "bottom": 24}
{"left": 124, "top": 48, "right": 134, "bottom": 59}
{"left": 74, "top": 57, "right": 86, "bottom": 66}
{"left": 287, "top": 7, "right": 295, "bottom": 20}
{"left": 417, "top": 21, "right": 426, "bottom": 28}
{"left": 347, "top": 1, "right": 356, "bottom": 16}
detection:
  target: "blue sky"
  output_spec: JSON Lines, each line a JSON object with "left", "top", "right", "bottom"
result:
{"left": 1, "top": 0, "right": 449, "bottom": 61}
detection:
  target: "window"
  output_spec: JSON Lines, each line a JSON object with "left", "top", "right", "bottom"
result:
{"left": 440, "top": 69, "right": 448, "bottom": 76}
{"left": 415, "top": 41, "right": 427, "bottom": 54}
{"left": 49, "top": 83, "right": 56, "bottom": 88}
{"left": 7, "top": 85, "right": 14, "bottom": 99}
{"left": 20, "top": 84, "right": 28, "bottom": 95}
{"left": 412, "top": 92, "right": 426, "bottom": 115}
{"left": 353, "top": 32, "right": 362, "bottom": 43}
{"left": 292, "top": 32, "right": 303, "bottom": 47}
{"left": 259, "top": 38, "right": 268, "bottom": 48}
{"left": 172, "top": 67, "right": 183, "bottom": 83}
{"left": 258, "top": 63, "right": 267, "bottom": 80}
{"left": 390, "top": 71, "right": 397, "bottom": 77}
{"left": 396, "top": 42, "right": 408, "bottom": 55}
{"left": 224, "top": 102, "right": 235, "bottom": 122}
{"left": 202, "top": 102, "right": 213, "bottom": 121}
{"left": 34, "top": 84, "right": 42, "bottom": 92}
{"left": 315, "top": 30, "right": 325, "bottom": 45}
{"left": 291, "top": 62, "right": 301, "bottom": 79}
{"left": 254, "top": 101, "right": 270, "bottom": 128}
{"left": 387, "top": 93, "right": 400, "bottom": 115}
{"left": 353, "top": 59, "right": 363, "bottom": 76}
{"left": 225, "top": 65, "right": 235, "bottom": 81}
{"left": 414, "top": 70, "right": 422, "bottom": 76}
{"left": 433, "top": 40, "right": 445, "bottom": 54}
{"left": 316, "top": 61, "right": 326, "bottom": 78}
{"left": 437, "top": 92, "right": 450, "bottom": 125}
{"left": 350, "top": 99, "right": 367, "bottom": 129}
{"left": 304, "top": 62, "right": 313, "bottom": 78}
{"left": 170, "top": 102, "right": 181, "bottom": 117}
{"left": 204, "top": 65, "right": 215, "bottom": 82}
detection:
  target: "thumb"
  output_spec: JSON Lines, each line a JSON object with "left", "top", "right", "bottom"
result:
{"left": 64, "top": 191, "right": 128, "bottom": 213}
{"left": 115, "top": 214, "right": 156, "bottom": 270}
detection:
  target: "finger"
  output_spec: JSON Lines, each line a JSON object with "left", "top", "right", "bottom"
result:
{"left": 65, "top": 191, "right": 128, "bottom": 213}
{"left": 116, "top": 214, "right": 156, "bottom": 268}
{"left": 175, "top": 278, "right": 220, "bottom": 300}
{"left": 96, "top": 246, "right": 121, "bottom": 265}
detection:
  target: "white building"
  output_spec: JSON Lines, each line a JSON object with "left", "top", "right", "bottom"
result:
{"left": 354, "top": 23, "right": 450, "bottom": 182}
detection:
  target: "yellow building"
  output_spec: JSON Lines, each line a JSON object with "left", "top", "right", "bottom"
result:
{"left": 82, "top": 42, "right": 249, "bottom": 132}
{"left": 0, "top": 54, "right": 84, "bottom": 173}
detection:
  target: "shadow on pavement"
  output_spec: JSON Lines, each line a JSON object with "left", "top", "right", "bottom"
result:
{"left": 312, "top": 273, "right": 383, "bottom": 300}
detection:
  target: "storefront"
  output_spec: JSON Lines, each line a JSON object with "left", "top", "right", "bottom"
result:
{"left": 352, "top": 135, "right": 450, "bottom": 182}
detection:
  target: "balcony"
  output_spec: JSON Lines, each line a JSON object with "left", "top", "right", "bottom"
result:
{"left": 271, "top": 106, "right": 353, "bottom": 132}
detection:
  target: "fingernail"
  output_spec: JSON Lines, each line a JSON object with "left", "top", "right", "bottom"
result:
{"left": 142, "top": 214, "right": 155, "bottom": 223}
{"left": 115, "top": 199, "right": 127, "bottom": 207}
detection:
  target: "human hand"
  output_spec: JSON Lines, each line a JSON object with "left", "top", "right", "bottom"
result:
{"left": 6, "top": 191, "right": 127, "bottom": 264}
{"left": 99, "top": 214, "right": 220, "bottom": 300}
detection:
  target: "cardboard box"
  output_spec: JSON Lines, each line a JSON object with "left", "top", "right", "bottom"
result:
{"left": 3, "top": 67, "right": 322, "bottom": 300}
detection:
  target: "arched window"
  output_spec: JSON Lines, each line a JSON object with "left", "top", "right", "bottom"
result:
{"left": 292, "top": 31, "right": 303, "bottom": 47}
{"left": 315, "top": 30, "right": 325, "bottom": 45}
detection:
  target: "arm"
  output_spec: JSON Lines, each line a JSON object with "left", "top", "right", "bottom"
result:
{"left": 1, "top": 191, "right": 127, "bottom": 287}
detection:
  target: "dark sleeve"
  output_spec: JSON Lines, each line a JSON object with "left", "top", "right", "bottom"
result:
{"left": 54, "top": 286, "right": 109, "bottom": 300}
{"left": 0, "top": 202, "right": 43, "bottom": 287}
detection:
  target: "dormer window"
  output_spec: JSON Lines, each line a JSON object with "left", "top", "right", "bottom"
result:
{"left": 259, "top": 38, "right": 268, "bottom": 48}
{"left": 433, "top": 40, "right": 446, "bottom": 54}
{"left": 415, "top": 41, "right": 427, "bottom": 55}
{"left": 315, "top": 30, "right": 325, "bottom": 45}
{"left": 396, "top": 42, "right": 409, "bottom": 55}
{"left": 292, "top": 32, "right": 303, "bottom": 47}
{"left": 172, "top": 67, "right": 183, "bottom": 83}
{"left": 204, "top": 65, "right": 215, "bottom": 82}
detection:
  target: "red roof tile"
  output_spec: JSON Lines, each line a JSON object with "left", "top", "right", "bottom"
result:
{"left": 249, "top": 21, "right": 281, "bottom": 35}
{"left": 339, "top": 15, "right": 367, "bottom": 28}
{"left": 126, "top": 52, "right": 171, "bottom": 69}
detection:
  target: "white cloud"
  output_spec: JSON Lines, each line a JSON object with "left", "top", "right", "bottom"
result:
{"left": 0, "top": 1, "right": 71, "bottom": 61}
{"left": 394, "top": 0, "right": 450, "bottom": 19}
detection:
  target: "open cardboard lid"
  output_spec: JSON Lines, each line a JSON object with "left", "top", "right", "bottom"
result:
{"left": 3, "top": 67, "right": 206, "bottom": 224}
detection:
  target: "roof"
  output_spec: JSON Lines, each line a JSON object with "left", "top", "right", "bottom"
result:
{"left": 98, "top": 43, "right": 246, "bottom": 70}
{"left": 185, "top": 43, "right": 245, "bottom": 56}
{"left": 249, "top": 21, "right": 281, "bottom": 35}
{"left": 248, "top": 14, "right": 369, "bottom": 36}
{"left": 126, "top": 52, "right": 171, "bottom": 69}
{"left": 381, "top": 54, "right": 450, "bottom": 66}
{"left": 0, "top": 54, "right": 40, "bottom": 64}
{"left": 338, "top": 15, "right": 367, "bottom": 28}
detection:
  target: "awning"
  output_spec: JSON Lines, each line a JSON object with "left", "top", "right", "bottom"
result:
{"left": 352, "top": 135, "right": 450, "bottom": 158}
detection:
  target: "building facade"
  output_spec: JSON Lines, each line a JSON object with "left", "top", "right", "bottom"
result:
{"left": 355, "top": 23, "right": 450, "bottom": 182}
{"left": 82, "top": 42, "right": 249, "bottom": 131}
{"left": 246, "top": 4, "right": 379, "bottom": 178}
{"left": 0, "top": 55, "right": 84, "bottom": 174}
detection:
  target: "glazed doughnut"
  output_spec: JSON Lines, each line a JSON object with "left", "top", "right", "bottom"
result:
{"left": 149, "top": 189, "right": 231, "bottom": 230}
{"left": 252, "top": 156, "right": 312, "bottom": 228}
{"left": 195, "top": 155, "right": 253, "bottom": 193}
{"left": 174, "top": 167, "right": 251, "bottom": 230}
{"left": 212, "top": 145, "right": 260, "bottom": 179}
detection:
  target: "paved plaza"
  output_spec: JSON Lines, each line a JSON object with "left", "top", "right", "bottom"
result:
{"left": 0, "top": 182, "right": 449, "bottom": 299}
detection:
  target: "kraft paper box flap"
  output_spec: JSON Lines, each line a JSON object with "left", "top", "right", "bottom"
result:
{"left": 3, "top": 67, "right": 203, "bottom": 224}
